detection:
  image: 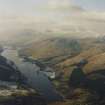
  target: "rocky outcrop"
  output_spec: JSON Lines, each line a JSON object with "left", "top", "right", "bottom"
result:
{"left": 0, "top": 55, "right": 25, "bottom": 84}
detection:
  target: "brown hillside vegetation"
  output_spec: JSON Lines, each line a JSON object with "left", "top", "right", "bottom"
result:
{"left": 20, "top": 37, "right": 81, "bottom": 59}
{"left": 84, "top": 52, "right": 105, "bottom": 73}
{"left": 56, "top": 47, "right": 105, "bottom": 78}
{"left": 58, "top": 47, "right": 104, "bottom": 68}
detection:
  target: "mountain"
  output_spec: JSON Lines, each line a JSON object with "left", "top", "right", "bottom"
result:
{"left": 56, "top": 36, "right": 105, "bottom": 68}
{"left": 19, "top": 36, "right": 105, "bottom": 66}
{"left": 50, "top": 37, "right": 105, "bottom": 105}
{"left": 58, "top": 47, "right": 104, "bottom": 68}
{"left": 84, "top": 52, "right": 105, "bottom": 73}
{"left": 17, "top": 36, "right": 105, "bottom": 105}
{"left": 19, "top": 37, "right": 82, "bottom": 65}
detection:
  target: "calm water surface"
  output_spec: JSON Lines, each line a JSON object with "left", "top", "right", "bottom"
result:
{"left": 1, "top": 47, "right": 62, "bottom": 101}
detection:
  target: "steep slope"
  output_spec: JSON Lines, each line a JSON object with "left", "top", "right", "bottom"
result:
{"left": 19, "top": 37, "right": 81, "bottom": 65}
{"left": 84, "top": 53, "right": 105, "bottom": 73}
{"left": 58, "top": 47, "right": 104, "bottom": 68}
{"left": 58, "top": 45, "right": 105, "bottom": 74}
{"left": 19, "top": 36, "right": 105, "bottom": 66}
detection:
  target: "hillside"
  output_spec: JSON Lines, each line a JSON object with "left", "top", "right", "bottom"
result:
{"left": 18, "top": 36, "right": 105, "bottom": 105}
{"left": 19, "top": 37, "right": 82, "bottom": 66}
{"left": 84, "top": 52, "right": 105, "bottom": 73}
{"left": 58, "top": 47, "right": 104, "bottom": 69}
{"left": 19, "top": 36, "right": 105, "bottom": 62}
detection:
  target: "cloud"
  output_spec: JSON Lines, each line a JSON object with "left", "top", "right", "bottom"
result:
{"left": 46, "top": 0, "right": 81, "bottom": 9}
{"left": 37, "top": 0, "right": 84, "bottom": 13}
{"left": 0, "top": 0, "right": 105, "bottom": 41}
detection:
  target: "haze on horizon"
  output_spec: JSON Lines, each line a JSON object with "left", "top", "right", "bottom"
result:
{"left": 0, "top": 0, "right": 105, "bottom": 41}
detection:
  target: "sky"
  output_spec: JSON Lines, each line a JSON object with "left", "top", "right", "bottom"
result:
{"left": 0, "top": 0, "right": 105, "bottom": 16}
{"left": 0, "top": 0, "right": 105, "bottom": 41}
{"left": 71, "top": 0, "right": 105, "bottom": 11}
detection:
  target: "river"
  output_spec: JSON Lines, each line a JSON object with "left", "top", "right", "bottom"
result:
{"left": 1, "top": 47, "right": 63, "bottom": 102}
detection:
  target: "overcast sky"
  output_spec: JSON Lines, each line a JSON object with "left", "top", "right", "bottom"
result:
{"left": 72, "top": 0, "right": 105, "bottom": 11}
{"left": 0, "top": 0, "right": 105, "bottom": 40}
{"left": 0, "top": 0, "right": 105, "bottom": 16}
